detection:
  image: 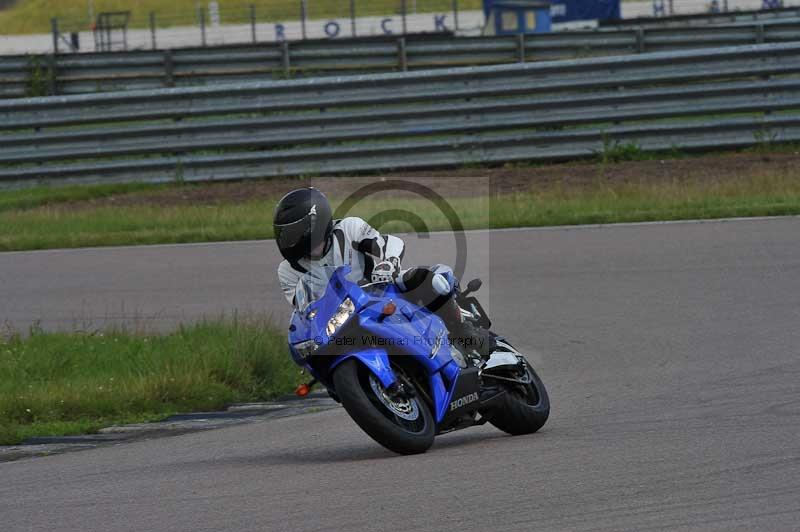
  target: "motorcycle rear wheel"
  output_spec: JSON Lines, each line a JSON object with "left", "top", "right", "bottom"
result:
{"left": 487, "top": 358, "right": 550, "bottom": 435}
{"left": 333, "top": 359, "right": 435, "bottom": 455}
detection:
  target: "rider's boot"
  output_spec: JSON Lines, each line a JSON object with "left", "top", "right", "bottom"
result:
{"left": 438, "top": 297, "right": 496, "bottom": 359}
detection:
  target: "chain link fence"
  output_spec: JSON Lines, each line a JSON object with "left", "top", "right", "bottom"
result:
{"left": 41, "top": 1, "right": 479, "bottom": 53}
{"left": 3, "top": 0, "right": 800, "bottom": 54}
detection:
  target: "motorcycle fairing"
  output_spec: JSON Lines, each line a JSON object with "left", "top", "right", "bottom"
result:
{"left": 329, "top": 348, "right": 395, "bottom": 388}
{"left": 288, "top": 266, "right": 483, "bottom": 426}
{"left": 288, "top": 266, "right": 371, "bottom": 366}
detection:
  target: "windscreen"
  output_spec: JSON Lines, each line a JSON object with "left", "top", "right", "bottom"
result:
{"left": 294, "top": 266, "right": 339, "bottom": 312}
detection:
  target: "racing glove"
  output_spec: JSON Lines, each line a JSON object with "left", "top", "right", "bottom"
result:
{"left": 371, "top": 257, "right": 401, "bottom": 283}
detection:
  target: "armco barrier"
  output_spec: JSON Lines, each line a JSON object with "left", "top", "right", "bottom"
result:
{"left": 3, "top": 20, "right": 800, "bottom": 98}
{"left": 1, "top": 42, "right": 800, "bottom": 188}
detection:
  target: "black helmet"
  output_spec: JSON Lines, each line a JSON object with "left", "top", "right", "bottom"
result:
{"left": 273, "top": 187, "right": 333, "bottom": 263}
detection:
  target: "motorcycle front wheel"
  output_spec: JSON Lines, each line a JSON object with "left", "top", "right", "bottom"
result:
{"left": 333, "top": 359, "right": 435, "bottom": 455}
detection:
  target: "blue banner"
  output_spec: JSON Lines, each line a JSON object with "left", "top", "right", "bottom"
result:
{"left": 483, "top": 0, "right": 621, "bottom": 23}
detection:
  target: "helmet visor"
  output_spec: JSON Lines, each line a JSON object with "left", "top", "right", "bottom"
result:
{"left": 275, "top": 217, "right": 310, "bottom": 251}
{"left": 275, "top": 213, "right": 326, "bottom": 260}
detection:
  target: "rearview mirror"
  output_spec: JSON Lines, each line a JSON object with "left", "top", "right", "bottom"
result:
{"left": 462, "top": 278, "right": 482, "bottom": 296}
{"left": 467, "top": 279, "right": 482, "bottom": 292}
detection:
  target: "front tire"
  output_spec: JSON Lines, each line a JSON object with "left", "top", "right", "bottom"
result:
{"left": 488, "top": 358, "right": 550, "bottom": 435}
{"left": 333, "top": 359, "right": 435, "bottom": 455}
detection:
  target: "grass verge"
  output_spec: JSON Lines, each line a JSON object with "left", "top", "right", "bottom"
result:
{"left": 0, "top": 318, "right": 296, "bottom": 445}
{"left": 0, "top": 182, "right": 160, "bottom": 213}
{"left": 1, "top": 171, "right": 799, "bottom": 252}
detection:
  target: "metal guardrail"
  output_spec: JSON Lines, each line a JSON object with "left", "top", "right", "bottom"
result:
{"left": 1, "top": 42, "right": 800, "bottom": 189}
{"left": 3, "top": 19, "right": 800, "bottom": 98}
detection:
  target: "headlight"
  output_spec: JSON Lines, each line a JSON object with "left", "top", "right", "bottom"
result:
{"left": 293, "top": 339, "right": 319, "bottom": 360}
{"left": 326, "top": 297, "right": 355, "bottom": 336}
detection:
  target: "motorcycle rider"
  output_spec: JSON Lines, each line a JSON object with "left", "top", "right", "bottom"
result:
{"left": 273, "top": 187, "right": 495, "bottom": 357}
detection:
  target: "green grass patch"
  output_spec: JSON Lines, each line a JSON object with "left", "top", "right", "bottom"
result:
{"left": 0, "top": 318, "right": 296, "bottom": 445}
{"left": 355, "top": 173, "right": 800, "bottom": 232}
{"left": 1, "top": 200, "right": 273, "bottom": 250}
{"left": 486, "top": 176, "right": 800, "bottom": 228}
{"left": 0, "top": 182, "right": 159, "bottom": 213}
{"left": 1, "top": 170, "right": 799, "bottom": 252}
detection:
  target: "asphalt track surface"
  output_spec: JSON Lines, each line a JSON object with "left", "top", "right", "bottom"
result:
{"left": 2, "top": 217, "right": 800, "bottom": 531}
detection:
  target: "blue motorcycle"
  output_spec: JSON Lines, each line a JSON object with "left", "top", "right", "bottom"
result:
{"left": 288, "top": 265, "right": 549, "bottom": 455}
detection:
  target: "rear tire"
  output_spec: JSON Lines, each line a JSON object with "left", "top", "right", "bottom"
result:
{"left": 488, "top": 359, "right": 550, "bottom": 435}
{"left": 333, "top": 359, "right": 435, "bottom": 455}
